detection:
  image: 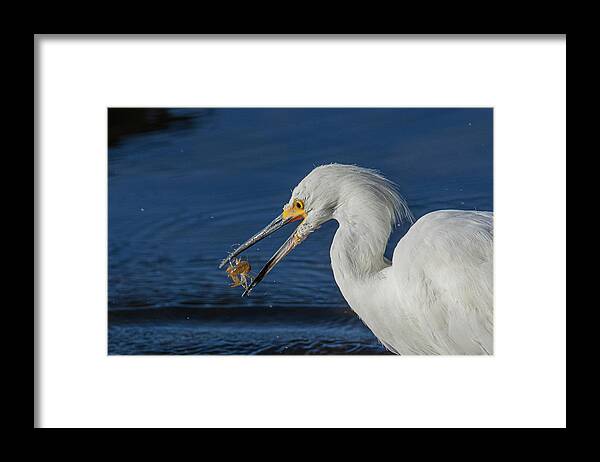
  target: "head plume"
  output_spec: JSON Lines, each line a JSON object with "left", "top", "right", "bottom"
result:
{"left": 292, "top": 163, "right": 413, "bottom": 229}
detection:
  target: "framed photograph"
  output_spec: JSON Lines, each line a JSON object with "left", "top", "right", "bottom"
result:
{"left": 35, "top": 35, "right": 566, "bottom": 428}
{"left": 107, "top": 107, "right": 493, "bottom": 356}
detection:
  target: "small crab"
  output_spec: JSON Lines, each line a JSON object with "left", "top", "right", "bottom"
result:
{"left": 225, "top": 257, "right": 253, "bottom": 290}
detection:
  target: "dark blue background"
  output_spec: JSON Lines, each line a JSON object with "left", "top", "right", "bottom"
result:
{"left": 108, "top": 108, "right": 493, "bottom": 354}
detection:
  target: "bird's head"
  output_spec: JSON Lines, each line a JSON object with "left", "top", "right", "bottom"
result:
{"left": 218, "top": 163, "right": 410, "bottom": 295}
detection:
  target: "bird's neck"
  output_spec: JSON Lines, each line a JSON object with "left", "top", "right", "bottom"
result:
{"left": 330, "top": 212, "right": 392, "bottom": 286}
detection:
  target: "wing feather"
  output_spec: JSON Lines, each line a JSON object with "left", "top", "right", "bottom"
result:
{"left": 391, "top": 210, "right": 493, "bottom": 354}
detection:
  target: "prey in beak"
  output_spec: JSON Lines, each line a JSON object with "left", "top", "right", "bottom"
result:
{"left": 219, "top": 199, "right": 308, "bottom": 296}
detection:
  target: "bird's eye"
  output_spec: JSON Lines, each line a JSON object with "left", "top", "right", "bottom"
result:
{"left": 295, "top": 200, "right": 304, "bottom": 209}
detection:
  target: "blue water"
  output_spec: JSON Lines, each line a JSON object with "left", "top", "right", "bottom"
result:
{"left": 108, "top": 108, "right": 493, "bottom": 354}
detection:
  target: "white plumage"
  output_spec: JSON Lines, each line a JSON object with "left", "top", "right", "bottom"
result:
{"left": 223, "top": 164, "right": 494, "bottom": 355}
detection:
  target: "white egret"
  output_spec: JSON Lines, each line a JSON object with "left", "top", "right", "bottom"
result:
{"left": 219, "top": 164, "right": 493, "bottom": 355}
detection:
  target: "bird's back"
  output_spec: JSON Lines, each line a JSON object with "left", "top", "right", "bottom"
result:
{"left": 386, "top": 210, "right": 493, "bottom": 354}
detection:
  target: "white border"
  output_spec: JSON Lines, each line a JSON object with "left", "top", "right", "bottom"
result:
{"left": 36, "top": 36, "right": 566, "bottom": 428}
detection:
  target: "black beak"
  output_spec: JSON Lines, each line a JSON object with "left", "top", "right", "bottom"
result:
{"left": 241, "top": 230, "right": 302, "bottom": 296}
{"left": 219, "top": 214, "right": 306, "bottom": 296}
{"left": 218, "top": 214, "right": 298, "bottom": 269}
